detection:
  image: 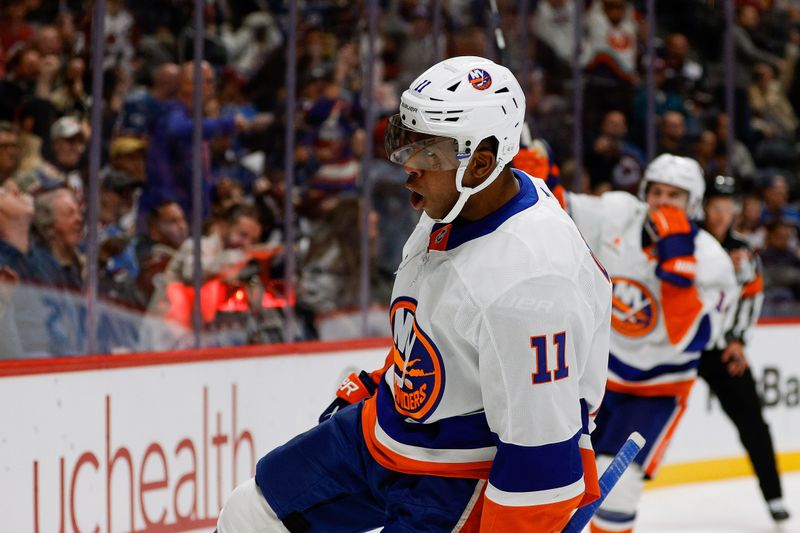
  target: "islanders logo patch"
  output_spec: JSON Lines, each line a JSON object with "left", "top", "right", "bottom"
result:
{"left": 468, "top": 68, "right": 492, "bottom": 90}
{"left": 390, "top": 297, "right": 445, "bottom": 421}
{"left": 611, "top": 277, "right": 658, "bottom": 338}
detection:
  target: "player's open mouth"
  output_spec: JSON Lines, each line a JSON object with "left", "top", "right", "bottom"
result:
{"left": 410, "top": 190, "right": 424, "bottom": 210}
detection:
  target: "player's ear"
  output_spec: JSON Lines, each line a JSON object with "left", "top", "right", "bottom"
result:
{"left": 467, "top": 139, "right": 498, "bottom": 186}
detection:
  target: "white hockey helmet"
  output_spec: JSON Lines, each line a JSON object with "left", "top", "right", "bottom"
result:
{"left": 639, "top": 153, "right": 706, "bottom": 219}
{"left": 385, "top": 56, "right": 525, "bottom": 223}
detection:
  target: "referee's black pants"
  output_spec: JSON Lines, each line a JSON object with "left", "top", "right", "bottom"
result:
{"left": 698, "top": 347, "right": 783, "bottom": 502}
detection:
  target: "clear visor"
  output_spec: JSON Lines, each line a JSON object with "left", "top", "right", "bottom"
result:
{"left": 384, "top": 114, "right": 461, "bottom": 171}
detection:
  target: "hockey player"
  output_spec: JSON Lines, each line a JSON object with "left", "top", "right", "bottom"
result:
{"left": 513, "top": 134, "right": 567, "bottom": 210}
{"left": 699, "top": 175, "right": 790, "bottom": 523}
{"left": 217, "top": 56, "right": 613, "bottom": 532}
{"left": 566, "top": 154, "right": 739, "bottom": 533}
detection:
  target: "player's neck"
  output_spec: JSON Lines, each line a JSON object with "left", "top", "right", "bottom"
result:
{"left": 459, "top": 168, "right": 519, "bottom": 222}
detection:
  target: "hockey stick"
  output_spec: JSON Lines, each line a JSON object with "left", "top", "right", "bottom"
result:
{"left": 561, "top": 432, "right": 646, "bottom": 533}
{"left": 485, "top": 0, "right": 509, "bottom": 65}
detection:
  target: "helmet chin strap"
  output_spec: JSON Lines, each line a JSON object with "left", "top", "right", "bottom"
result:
{"left": 434, "top": 158, "right": 507, "bottom": 224}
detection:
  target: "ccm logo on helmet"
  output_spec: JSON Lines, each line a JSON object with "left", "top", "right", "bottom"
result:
{"left": 468, "top": 68, "right": 492, "bottom": 90}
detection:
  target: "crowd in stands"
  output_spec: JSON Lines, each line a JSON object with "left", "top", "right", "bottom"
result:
{"left": 0, "top": 0, "right": 799, "bottom": 356}
{"left": 534, "top": 0, "right": 800, "bottom": 315}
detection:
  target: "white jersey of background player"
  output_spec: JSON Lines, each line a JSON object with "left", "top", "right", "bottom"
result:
{"left": 218, "top": 57, "right": 611, "bottom": 533}
{"left": 567, "top": 154, "right": 738, "bottom": 533}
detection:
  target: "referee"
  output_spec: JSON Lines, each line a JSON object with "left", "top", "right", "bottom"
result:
{"left": 700, "top": 175, "right": 789, "bottom": 523}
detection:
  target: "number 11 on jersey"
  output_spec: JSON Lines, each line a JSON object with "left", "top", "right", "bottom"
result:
{"left": 531, "top": 331, "right": 569, "bottom": 384}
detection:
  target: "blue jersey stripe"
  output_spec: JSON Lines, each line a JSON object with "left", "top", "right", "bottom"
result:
{"left": 609, "top": 352, "right": 699, "bottom": 382}
{"left": 684, "top": 314, "right": 711, "bottom": 352}
{"left": 375, "top": 380, "right": 495, "bottom": 450}
{"left": 489, "top": 431, "right": 584, "bottom": 493}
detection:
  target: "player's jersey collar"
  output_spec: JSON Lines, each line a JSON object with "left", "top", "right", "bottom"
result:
{"left": 428, "top": 169, "right": 539, "bottom": 251}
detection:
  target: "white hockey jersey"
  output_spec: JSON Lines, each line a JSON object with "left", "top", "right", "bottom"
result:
{"left": 568, "top": 191, "right": 738, "bottom": 398}
{"left": 361, "top": 171, "right": 612, "bottom": 531}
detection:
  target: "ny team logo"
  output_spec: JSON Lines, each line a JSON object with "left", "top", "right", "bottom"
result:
{"left": 390, "top": 297, "right": 445, "bottom": 421}
{"left": 468, "top": 68, "right": 492, "bottom": 90}
{"left": 610, "top": 277, "right": 658, "bottom": 337}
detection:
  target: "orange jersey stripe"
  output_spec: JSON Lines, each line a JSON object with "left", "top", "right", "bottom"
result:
{"left": 368, "top": 349, "right": 395, "bottom": 385}
{"left": 550, "top": 183, "right": 568, "bottom": 210}
{"left": 644, "top": 398, "right": 688, "bottom": 477}
{"left": 456, "top": 483, "right": 487, "bottom": 533}
{"left": 741, "top": 272, "right": 764, "bottom": 299}
{"left": 660, "top": 282, "right": 703, "bottom": 345}
{"left": 579, "top": 447, "right": 601, "bottom": 507}
{"left": 480, "top": 491, "right": 584, "bottom": 532}
{"left": 361, "top": 395, "right": 494, "bottom": 479}
{"left": 591, "top": 524, "right": 633, "bottom": 533}
{"left": 606, "top": 378, "right": 695, "bottom": 399}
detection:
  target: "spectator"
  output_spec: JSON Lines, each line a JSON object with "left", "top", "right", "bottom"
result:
{"left": 736, "top": 193, "right": 768, "bottom": 251}
{"left": 660, "top": 33, "right": 704, "bottom": 102}
{"left": 297, "top": 196, "right": 388, "bottom": 340}
{"left": 300, "top": 77, "right": 360, "bottom": 196}
{"left": 0, "top": 1, "right": 35, "bottom": 57}
{"left": 584, "top": 0, "right": 639, "bottom": 79}
{"left": 33, "top": 25, "right": 63, "bottom": 58}
{"left": 16, "top": 115, "right": 87, "bottom": 195}
{"left": 218, "top": 67, "right": 259, "bottom": 120}
{"left": 30, "top": 186, "right": 84, "bottom": 291}
{"left": 177, "top": 9, "right": 228, "bottom": 68}
{"left": 0, "top": 178, "right": 35, "bottom": 280}
{"left": 750, "top": 62, "right": 798, "bottom": 139}
{"left": 105, "top": 0, "right": 135, "bottom": 73}
{"left": 448, "top": 25, "right": 492, "bottom": 59}
{"left": 759, "top": 173, "right": 800, "bottom": 228}
{"left": 632, "top": 60, "right": 693, "bottom": 143}
{"left": 749, "top": 62, "right": 799, "bottom": 167}
{"left": 584, "top": 110, "right": 645, "bottom": 193}
{"left": 365, "top": 119, "right": 416, "bottom": 277}
{"left": 136, "top": 201, "right": 188, "bottom": 303}
{"left": 13, "top": 100, "right": 49, "bottom": 176}
{"left": 141, "top": 61, "right": 243, "bottom": 218}
{"left": 50, "top": 56, "right": 89, "bottom": 118}
{"left": 54, "top": 11, "right": 83, "bottom": 58}
{"left": 693, "top": 129, "right": 721, "bottom": 179}
{"left": 208, "top": 122, "right": 258, "bottom": 194}
{"left": 534, "top": 0, "right": 576, "bottom": 67}
{"left": 396, "top": 6, "right": 442, "bottom": 92}
{"left": 583, "top": 0, "right": 641, "bottom": 124}
{"left": 149, "top": 204, "right": 265, "bottom": 324}
{"left": 164, "top": 203, "right": 263, "bottom": 286}
{"left": 760, "top": 219, "right": 800, "bottom": 315}
{"left": 100, "top": 169, "right": 143, "bottom": 234}
{"left": 0, "top": 45, "right": 59, "bottom": 122}
{"left": 120, "top": 63, "right": 181, "bottom": 136}
{"left": 220, "top": 12, "right": 282, "bottom": 76}
{"left": 0, "top": 122, "right": 21, "bottom": 182}
{"left": 714, "top": 113, "right": 757, "bottom": 182}
{"left": 97, "top": 168, "right": 147, "bottom": 308}
{"left": 734, "top": 5, "right": 785, "bottom": 90}
{"left": 98, "top": 168, "right": 145, "bottom": 283}
{"left": 109, "top": 136, "right": 147, "bottom": 183}
{"left": 0, "top": 177, "right": 37, "bottom": 358}
{"left": 657, "top": 110, "right": 691, "bottom": 156}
